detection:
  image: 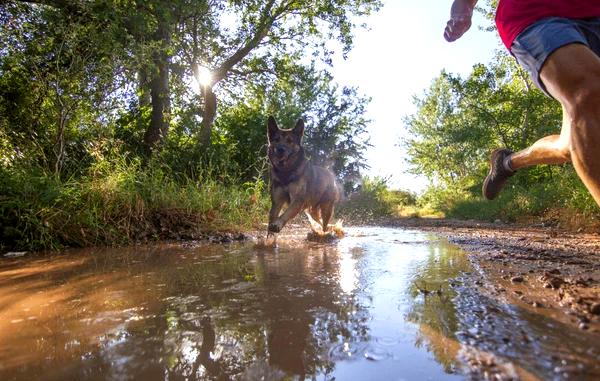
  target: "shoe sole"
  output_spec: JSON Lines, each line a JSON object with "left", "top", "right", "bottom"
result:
{"left": 482, "top": 149, "right": 507, "bottom": 200}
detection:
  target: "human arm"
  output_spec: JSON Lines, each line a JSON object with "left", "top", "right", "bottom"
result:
{"left": 444, "top": 0, "right": 478, "bottom": 42}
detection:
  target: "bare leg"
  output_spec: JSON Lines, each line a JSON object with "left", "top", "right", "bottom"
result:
{"left": 510, "top": 110, "right": 571, "bottom": 169}
{"left": 534, "top": 43, "right": 600, "bottom": 206}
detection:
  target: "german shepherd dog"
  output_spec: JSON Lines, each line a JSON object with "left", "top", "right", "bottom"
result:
{"left": 267, "top": 116, "right": 340, "bottom": 235}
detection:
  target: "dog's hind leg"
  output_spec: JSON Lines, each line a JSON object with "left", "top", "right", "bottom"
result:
{"left": 320, "top": 201, "right": 334, "bottom": 233}
{"left": 309, "top": 206, "right": 321, "bottom": 220}
{"left": 304, "top": 209, "right": 323, "bottom": 233}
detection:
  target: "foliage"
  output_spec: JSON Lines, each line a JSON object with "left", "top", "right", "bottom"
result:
{"left": 0, "top": 158, "right": 269, "bottom": 252}
{"left": 1, "top": 0, "right": 378, "bottom": 172}
{"left": 0, "top": 1, "right": 379, "bottom": 251}
{"left": 405, "top": 55, "right": 561, "bottom": 191}
{"left": 216, "top": 63, "right": 371, "bottom": 186}
{"left": 338, "top": 176, "right": 417, "bottom": 221}
{"left": 405, "top": 49, "right": 599, "bottom": 222}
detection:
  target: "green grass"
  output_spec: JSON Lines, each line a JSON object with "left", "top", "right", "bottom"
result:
{"left": 0, "top": 161, "right": 269, "bottom": 252}
{"left": 338, "top": 176, "right": 419, "bottom": 222}
{"left": 417, "top": 167, "right": 600, "bottom": 226}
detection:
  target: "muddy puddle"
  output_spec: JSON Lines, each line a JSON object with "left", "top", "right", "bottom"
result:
{"left": 1, "top": 227, "right": 599, "bottom": 380}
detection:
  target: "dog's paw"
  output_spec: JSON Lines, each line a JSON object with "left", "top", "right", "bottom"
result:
{"left": 268, "top": 221, "right": 283, "bottom": 233}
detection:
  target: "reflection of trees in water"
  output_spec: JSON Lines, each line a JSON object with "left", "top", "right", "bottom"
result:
{"left": 73, "top": 244, "right": 372, "bottom": 379}
{"left": 405, "top": 241, "right": 470, "bottom": 374}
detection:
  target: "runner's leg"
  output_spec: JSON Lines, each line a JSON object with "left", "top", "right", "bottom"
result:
{"left": 535, "top": 43, "right": 600, "bottom": 205}
{"left": 509, "top": 109, "right": 571, "bottom": 168}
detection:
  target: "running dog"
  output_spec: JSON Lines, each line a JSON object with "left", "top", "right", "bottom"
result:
{"left": 267, "top": 116, "right": 340, "bottom": 235}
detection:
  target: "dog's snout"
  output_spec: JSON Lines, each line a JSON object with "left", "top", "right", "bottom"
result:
{"left": 275, "top": 146, "right": 286, "bottom": 156}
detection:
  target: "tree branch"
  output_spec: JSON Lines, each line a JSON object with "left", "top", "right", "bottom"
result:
{"left": 212, "top": 0, "right": 278, "bottom": 84}
{"left": 11, "top": 0, "right": 83, "bottom": 15}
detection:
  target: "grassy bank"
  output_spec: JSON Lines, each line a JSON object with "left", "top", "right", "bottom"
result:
{"left": 0, "top": 161, "right": 269, "bottom": 252}
{"left": 4, "top": 164, "right": 598, "bottom": 254}
{"left": 337, "top": 171, "right": 600, "bottom": 232}
{"left": 337, "top": 177, "right": 429, "bottom": 223}
{"left": 414, "top": 167, "right": 600, "bottom": 230}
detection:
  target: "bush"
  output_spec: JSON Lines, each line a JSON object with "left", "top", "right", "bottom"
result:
{"left": 418, "top": 166, "right": 600, "bottom": 225}
{"left": 0, "top": 160, "right": 269, "bottom": 252}
{"left": 338, "top": 176, "right": 417, "bottom": 221}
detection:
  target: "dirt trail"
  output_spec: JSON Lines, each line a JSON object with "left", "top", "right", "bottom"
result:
{"left": 385, "top": 218, "right": 600, "bottom": 335}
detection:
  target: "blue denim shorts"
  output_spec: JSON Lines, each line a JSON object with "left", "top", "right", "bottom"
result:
{"left": 511, "top": 17, "right": 600, "bottom": 97}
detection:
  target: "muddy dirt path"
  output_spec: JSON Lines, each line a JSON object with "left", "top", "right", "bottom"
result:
{"left": 1, "top": 222, "right": 599, "bottom": 380}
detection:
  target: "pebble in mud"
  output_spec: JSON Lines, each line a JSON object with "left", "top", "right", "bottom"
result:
{"left": 590, "top": 303, "right": 600, "bottom": 315}
{"left": 539, "top": 274, "right": 564, "bottom": 289}
{"left": 511, "top": 276, "right": 524, "bottom": 283}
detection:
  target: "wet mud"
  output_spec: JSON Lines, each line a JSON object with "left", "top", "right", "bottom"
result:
{"left": 389, "top": 218, "right": 600, "bottom": 379}
{"left": 1, "top": 225, "right": 599, "bottom": 380}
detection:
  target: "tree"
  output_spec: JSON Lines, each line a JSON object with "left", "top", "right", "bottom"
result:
{"left": 404, "top": 54, "right": 561, "bottom": 191}
{"left": 216, "top": 63, "right": 371, "bottom": 188}
{"left": 1, "top": 2, "right": 125, "bottom": 175}
{"left": 3, "top": 0, "right": 381, "bottom": 177}
{"left": 176, "top": 0, "right": 382, "bottom": 147}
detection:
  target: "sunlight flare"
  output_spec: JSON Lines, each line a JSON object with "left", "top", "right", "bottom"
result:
{"left": 190, "top": 64, "right": 214, "bottom": 95}
{"left": 195, "top": 65, "right": 213, "bottom": 87}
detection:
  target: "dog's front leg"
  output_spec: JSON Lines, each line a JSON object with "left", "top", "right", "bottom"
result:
{"left": 270, "top": 198, "right": 305, "bottom": 233}
{"left": 268, "top": 186, "right": 287, "bottom": 234}
{"left": 268, "top": 202, "right": 284, "bottom": 234}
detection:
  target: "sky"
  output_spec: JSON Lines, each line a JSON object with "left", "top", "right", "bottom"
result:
{"left": 330, "top": 1, "right": 502, "bottom": 193}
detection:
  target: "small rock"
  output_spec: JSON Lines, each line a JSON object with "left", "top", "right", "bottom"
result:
{"left": 511, "top": 276, "right": 524, "bottom": 283}
{"left": 589, "top": 303, "right": 600, "bottom": 315}
{"left": 540, "top": 274, "right": 564, "bottom": 289}
{"left": 3, "top": 251, "right": 27, "bottom": 258}
{"left": 579, "top": 323, "right": 589, "bottom": 330}
{"left": 532, "top": 301, "right": 544, "bottom": 308}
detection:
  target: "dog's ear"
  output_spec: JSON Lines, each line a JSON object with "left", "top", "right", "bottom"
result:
{"left": 267, "top": 116, "right": 279, "bottom": 142}
{"left": 293, "top": 119, "right": 305, "bottom": 141}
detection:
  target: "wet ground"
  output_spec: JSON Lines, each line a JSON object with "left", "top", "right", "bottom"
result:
{"left": 1, "top": 226, "right": 600, "bottom": 380}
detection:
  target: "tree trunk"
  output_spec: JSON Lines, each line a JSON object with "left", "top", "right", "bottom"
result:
{"left": 143, "top": 20, "right": 171, "bottom": 156}
{"left": 138, "top": 66, "right": 151, "bottom": 108}
{"left": 199, "top": 85, "right": 217, "bottom": 147}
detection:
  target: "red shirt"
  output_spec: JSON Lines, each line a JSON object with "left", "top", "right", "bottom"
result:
{"left": 496, "top": 0, "right": 600, "bottom": 50}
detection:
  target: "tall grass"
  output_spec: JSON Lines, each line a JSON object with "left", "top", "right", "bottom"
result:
{"left": 338, "top": 177, "right": 419, "bottom": 222}
{"left": 0, "top": 159, "right": 269, "bottom": 252}
{"left": 418, "top": 167, "right": 600, "bottom": 228}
